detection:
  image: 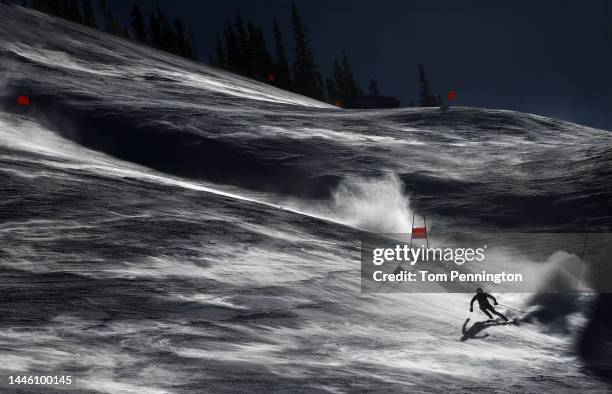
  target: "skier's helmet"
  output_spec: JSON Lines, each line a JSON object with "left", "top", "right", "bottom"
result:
{"left": 476, "top": 287, "right": 483, "bottom": 293}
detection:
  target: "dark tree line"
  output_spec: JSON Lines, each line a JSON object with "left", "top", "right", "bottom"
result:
{"left": 211, "top": 12, "right": 274, "bottom": 84}
{"left": 210, "top": 4, "right": 442, "bottom": 107}
{"left": 25, "top": 1, "right": 442, "bottom": 107}
{"left": 25, "top": 0, "right": 198, "bottom": 61}
{"left": 210, "top": 4, "right": 326, "bottom": 101}
{"left": 211, "top": 4, "right": 376, "bottom": 104}
{"left": 211, "top": 4, "right": 380, "bottom": 104}
{"left": 141, "top": 3, "right": 196, "bottom": 59}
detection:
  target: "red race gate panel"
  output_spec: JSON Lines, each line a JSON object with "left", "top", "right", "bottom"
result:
{"left": 17, "top": 95, "right": 31, "bottom": 106}
{"left": 412, "top": 227, "right": 427, "bottom": 238}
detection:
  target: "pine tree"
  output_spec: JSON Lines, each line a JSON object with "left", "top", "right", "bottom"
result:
{"left": 148, "top": 6, "right": 163, "bottom": 48}
{"left": 340, "top": 51, "right": 360, "bottom": 97}
{"left": 160, "top": 12, "right": 176, "bottom": 52}
{"left": 96, "top": 0, "right": 109, "bottom": 31}
{"left": 326, "top": 78, "right": 339, "bottom": 105}
{"left": 272, "top": 17, "right": 291, "bottom": 89}
{"left": 418, "top": 64, "right": 436, "bottom": 107}
{"left": 247, "top": 22, "right": 258, "bottom": 76}
{"left": 106, "top": 9, "right": 128, "bottom": 38}
{"left": 213, "top": 33, "right": 226, "bottom": 68}
{"left": 290, "top": 3, "right": 323, "bottom": 100}
{"left": 332, "top": 59, "right": 343, "bottom": 98}
{"left": 224, "top": 20, "right": 241, "bottom": 73}
{"left": 65, "top": 0, "right": 82, "bottom": 23}
{"left": 96, "top": 0, "right": 126, "bottom": 37}
{"left": 82, "top": 0, "right": 97, "bottom": 28}
{"left": 106, "top": 9, "right": 116, "bottom": 34}
{"left": 368, "top": 79, "right": 379, "bottom": 96}
{"left": 174, "top": 18, "right": 194, "bottom": 59}
{"left": 258, "top": 27, "right": 274, "bottom": 81}
{"left": 130, "top": 2, "right": 146, "bottom": 42}
{"left": 249, "top": 26, "right": 273, "bottom": 81}
{"left": 189, "top": 28, "right": 199, "bottom": 61}
{"left": 331, "top": 52, "right": 360, "bottom": 102}
{"left": 233, "top": 12, "right": 251, "bottom": 76}
{"left": 318, "top": 73, "right": 326, "bottom": 102}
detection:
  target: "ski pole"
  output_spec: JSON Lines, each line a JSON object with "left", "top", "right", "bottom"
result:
{"left": 498, "top": 303, "right": 528, "bottom": 314}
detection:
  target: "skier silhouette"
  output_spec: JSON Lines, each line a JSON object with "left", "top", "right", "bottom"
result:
{"left": 470, "top": 287, "right": 508, "bottom": 322}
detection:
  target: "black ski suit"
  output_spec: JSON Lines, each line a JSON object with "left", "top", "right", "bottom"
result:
{"left": 470, "top": 292, "right": 508, "bottom": 321}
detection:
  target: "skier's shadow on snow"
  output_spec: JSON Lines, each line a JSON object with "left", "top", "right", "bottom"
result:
{"left": 460, "top": 318, "right": 505, "bottom": 341}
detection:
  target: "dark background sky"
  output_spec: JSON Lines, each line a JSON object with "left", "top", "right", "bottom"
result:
{"left": 106, "top": 0, "right": 612, "bottom": 131}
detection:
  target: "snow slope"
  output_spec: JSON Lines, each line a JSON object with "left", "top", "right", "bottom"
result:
{"left": 0, "top": 3, "right": 611, "bottom": 393}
